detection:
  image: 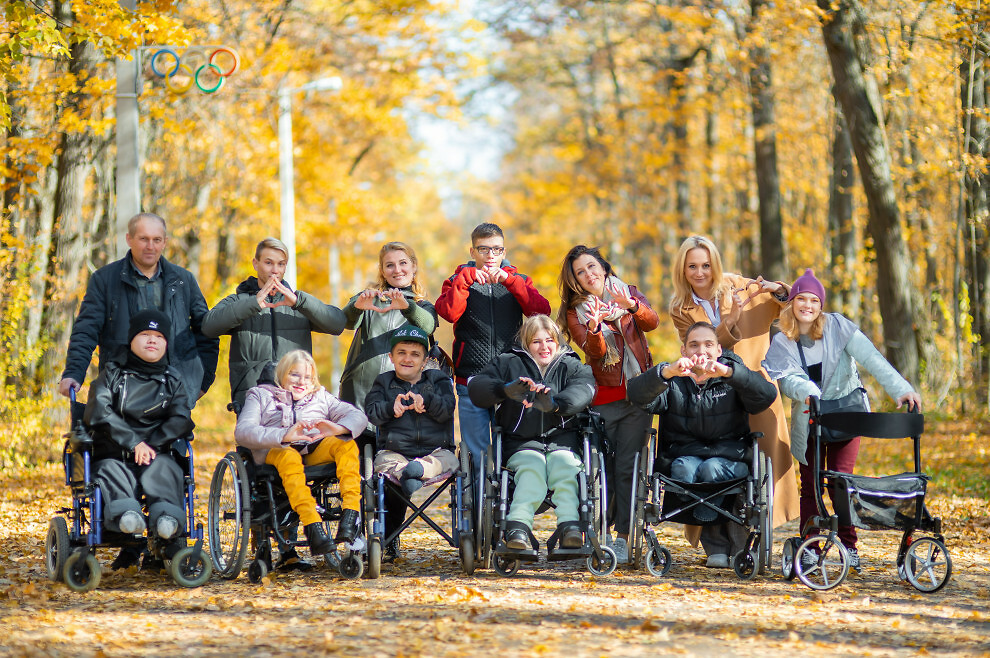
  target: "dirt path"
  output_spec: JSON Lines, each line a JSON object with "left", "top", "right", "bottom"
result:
{"left": 2, "top": 429, "right": 989, "bottom": 657}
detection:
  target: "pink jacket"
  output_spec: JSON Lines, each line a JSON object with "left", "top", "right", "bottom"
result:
{"left": 234, "top": 384, "right": 368, "bottom": 464}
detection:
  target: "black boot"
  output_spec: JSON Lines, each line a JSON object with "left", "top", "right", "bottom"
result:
{"left": 334, "top": 509, "right": 360, "bottom": 545}
{"left": 383, "top": 536, "right": 400, "bottom": 563}
{"left": 304, "top": 522, "right": 332, "bottom": 556}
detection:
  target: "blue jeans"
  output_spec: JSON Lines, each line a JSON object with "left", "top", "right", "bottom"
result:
{"left": 671, "top": 456, "right": 748, "bottom": 483}
{"left": 456, "top": 383, "right": 493, "bottom": 481}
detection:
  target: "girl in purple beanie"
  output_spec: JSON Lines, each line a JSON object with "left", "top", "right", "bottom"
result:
{"left": 763, "top": 268, "right": 922, "bottom": 572}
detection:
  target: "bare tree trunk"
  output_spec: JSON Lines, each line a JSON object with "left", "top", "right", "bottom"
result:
{"left": 828, "top": 108, "right": 858, "bottom": 316}
{"left": 40, "top": 4, "right": 100, "bottom": 384}
{"left": 817, "top": 0, "right": 920, "bottom": 381}
{"left": 746, "top": 0, "right": 785, "bottom": 282}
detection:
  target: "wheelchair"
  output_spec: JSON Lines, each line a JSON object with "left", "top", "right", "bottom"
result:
{"left": 207, "top": 443, "right": 366, "bottom": 582}
{"left": 628, "top": 427, "right": 773, "bottom": 580}
{"left": 45, "top": 390, "right": 213, "bottom": 592}
{"left": 475, "top": 417, "right": 616, "bottom": 577}
{"left": 362, "top": 442, "right": 475, "bottom": 578}
{"left": 781, "top": 397, "right": 951, "bottom": 592}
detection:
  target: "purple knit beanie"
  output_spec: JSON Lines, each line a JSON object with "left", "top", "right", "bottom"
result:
{"left": 788, "top": 268, "right": 826, "bottom": 303}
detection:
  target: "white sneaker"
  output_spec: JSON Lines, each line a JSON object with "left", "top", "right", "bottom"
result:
{"left": 706, "top": 553, "right": 730, "bottom": 568}
{"left": 118, "top": 510, "right": 145, "bottom": 534}
{"left": 612, "top": 537, "right": 629, "bottom": 563}
{"left": 156, "top": 515, "right": 179, "bottom": 540}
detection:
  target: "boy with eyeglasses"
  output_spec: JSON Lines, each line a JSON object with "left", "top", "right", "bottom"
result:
{"left": 435, "top": 223, "right": 551, "bottom": 478}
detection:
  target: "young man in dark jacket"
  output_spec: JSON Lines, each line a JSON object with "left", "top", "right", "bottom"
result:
{"left": 59, "top": 213, "right": 218, "bottom": 406}
{"left": 85, "top": 310, "right": 194, "bottom": 562}
{"left": 364, "top": 325, "right": 457, "bottom": 560}
{"left": 202, "top": 237, "right": 347, "bottom": 412}
{"left": 434, "top": 223, "right": 551, "bottom": 477}
{"left": 626, "top": 321, "right": 777, "bottom": 568}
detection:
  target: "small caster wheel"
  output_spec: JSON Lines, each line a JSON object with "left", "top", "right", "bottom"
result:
{"left": 645, "top": 546, "right": 672, "bottom": 577}
{"left": 587, "top": 545, "right": 618, "bottom": 576}
{"left": 63, "top": 549, "right": 101, "bottom": 592}
{"left": 732, "top": 550, "right": 759, "bottom": 580}
{"left": 338, "top": 554, "right": 364, "bottom": 580}
{"left": 248, "top": 559, "right": 268, "bottom": 583}
{"left": 493, "top": 555, "right": 519, "bottom": 577}
{"left": 169, "top": 545, "right": 213, "bottom": 587}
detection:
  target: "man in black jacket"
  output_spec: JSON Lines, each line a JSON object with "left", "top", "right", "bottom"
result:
{"left": 59, "top": 213, "right": 219, "bottom": 406}
{"left": 627, "top": 321, "right": 777, "bottom": 568}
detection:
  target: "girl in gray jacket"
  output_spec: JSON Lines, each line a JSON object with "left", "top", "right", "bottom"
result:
{"left": 763, "top": 269, "right": 921, "bottom": 571}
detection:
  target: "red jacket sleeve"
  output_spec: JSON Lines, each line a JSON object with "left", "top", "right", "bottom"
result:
{"left": 435, "top": 271, "right": 472, "bottom": 323}
{"left": 503, "top": 272, "right": 551, "bottom": 316}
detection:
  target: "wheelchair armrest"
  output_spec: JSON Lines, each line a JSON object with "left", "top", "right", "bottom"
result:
{"left": 746, "top": 431, "right": 764, "bottom": 443}
{"left": 66, "top": 422, "right": 93, "bottom": 453}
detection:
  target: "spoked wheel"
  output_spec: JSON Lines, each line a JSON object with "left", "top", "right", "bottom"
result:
{"left": 758, "top": 453, "right": 774, "bottom": 575}
{"left": 781, "top": 537, "right": 799, "bottom": 581}
{"left": 169, "top": 545, "right": 213, "bottom": 587}
{"left": 367, "top": 538, "right": 382, "bottom": 580}
{"left": 903, "top": 537, "right": 952, "bottom": 593}
{"left": 629, "top": 447, "right": 647, "bottom": 570}
{"left": 460, "top": 535, "right": 475, "bottom": 576}
{"left": 478, "top": 447, "right": 495, "bottom": 570}
{"left": 247, "top": 559, "right": 268, "bottom": 583}
{"left": 207, "top": 452, "right": 251, "bottom": 579}
{"left": 63, "top": 549, "right": 101, "bottom": 592}
{"left": 46, "top": 517, "right": 70, "bottom": 582}
{"left": 795, "top": 535, "right": 849, "bottom": 591}
{"left": 732, "top": 550, "right": 759, "bottom": 581}
{"left": 644, "top": 546, "right": 672, "bottom": 578}
{"left": 493, "top": 554, "right": 519, "bottom": 577}
{"left": 338, "top": 553, "right": 364, "bottom": 580}
{"left": 587, "top": 545, "right": 618, "bottom": 576}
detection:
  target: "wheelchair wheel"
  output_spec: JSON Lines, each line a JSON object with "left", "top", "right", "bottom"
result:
{"left": 587, "top": 545, "right": 618, "bottom": 576}
{"left": 478, "top": 446, "right": 495, "bottom": 570}
{"left": 903, "top": 537, "right": 952, "bottom": 593}
{"left": 795, "top": 535, "right": 849, "bottom": 591}
{"left": 781, "top": 537, "right": 798, "bottom": 580}
{"left": 644, "top": 546, "right": 672, "bottom": 578}
{"left": 367, "top": 538, "right": 382, "bottom": 579}
{"left": 629, "top": 446, "right": 648, "bottom": 570}
{"left": 758, "top": 453, "right": 774, "bottom": 574}
{"left": 207, "top": 452, "right": 251, "bottom": 579}
{"left": 169, "top": 545, "right": 213, "bottom": 588}
{"left": 247, "top": 558, "right": 268, "bottom": 583}
{"left": 732, "top": 550, "right": 759, "bottom": 581}
{"left": 45, "top": 517, "right": 70, "bottom": 582}
{"left": 460, "top": 535, "right": 475, "bottom": 576}
{"left": 493, "top": 554, "right": 519, "bottom": 577}
{"left": 338, "top": 553, "right": 364, "bottom": 580}
{"left": 63, "top": 549, "right": 101, "bottom": 592}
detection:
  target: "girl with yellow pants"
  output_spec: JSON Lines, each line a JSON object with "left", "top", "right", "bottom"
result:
{"left": 235, "top": 350, "right": 368, "bottom": 555}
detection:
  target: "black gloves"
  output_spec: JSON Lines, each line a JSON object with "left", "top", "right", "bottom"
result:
{"left": 502, "top": 378, "right": 530, "bottom": 402}
{"left": 531, "top": 390, "right": 557, "bottom": 413}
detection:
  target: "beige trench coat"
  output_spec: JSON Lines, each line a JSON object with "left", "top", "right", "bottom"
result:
{"left": 669, "top": 273, "right": 800, "bottom": 537}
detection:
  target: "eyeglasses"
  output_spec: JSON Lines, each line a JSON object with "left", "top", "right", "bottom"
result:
{"left": 474, "top": 246, "right": 505, "bottom": 256}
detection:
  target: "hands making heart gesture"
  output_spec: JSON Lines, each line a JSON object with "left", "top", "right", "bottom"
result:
{"left": 393, "top": 391, "right": 426, "bottom": 418}
{"left": 256, "top": 276, "right": 298, "bottom": 310}
{"left": 585, "top": 295, "right": 622, "bottom": 332}
{"left": 661, "top": 354, "right": 732, "bottom": 384}
{"left": 354, "top": 288, "right": 410, "bottom": 313}
{"left": 283, "top": 419, "right": 347, "bottom": 444}
{"left": 503, "top": 376, "right": 555, "bottom": 412}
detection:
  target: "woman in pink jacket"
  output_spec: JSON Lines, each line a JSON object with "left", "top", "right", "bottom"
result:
{"left": 235, "top": 350, "right": 368, "bottom": 557}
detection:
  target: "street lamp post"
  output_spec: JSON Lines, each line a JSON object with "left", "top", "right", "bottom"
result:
{"left": 278, "top": 76, "right": 342, "bottom": 287}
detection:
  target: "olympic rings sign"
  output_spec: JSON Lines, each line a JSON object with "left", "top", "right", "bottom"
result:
{"left": 149, "top": 47, "right": 240, "bottom": 94}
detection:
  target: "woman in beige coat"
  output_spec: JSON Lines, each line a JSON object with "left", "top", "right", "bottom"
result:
{"left": 668, "top": 236, "right": 799, "bottom": 529}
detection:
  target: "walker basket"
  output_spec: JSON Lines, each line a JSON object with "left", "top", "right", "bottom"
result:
{"left": 830, "top": 472, "right": 931, "bottom": 531}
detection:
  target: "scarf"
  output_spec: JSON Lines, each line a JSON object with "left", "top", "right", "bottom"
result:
{"left": 124, "top": 348, "right": 169, "bottom": 377}
{"left": 574, "top": 276, "right": 643, "bottom": 381}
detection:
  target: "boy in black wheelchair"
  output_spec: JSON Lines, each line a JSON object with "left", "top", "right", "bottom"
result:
{"left": 627, "top": 321, "right": 776, "bottom": 568}
{"left": 364, "top": 325, "right": 458, "bottom": 561}
{"left": 468, "top": 314, "right": 596, "bottom": 553}
{"left": 84, "top": 309, "right": 194, "bottom": 565}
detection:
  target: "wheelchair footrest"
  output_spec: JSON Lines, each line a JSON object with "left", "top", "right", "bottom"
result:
{"left": 494, "top": 543, "right": 540, "bottom": 562}
{"left": 547, "top": 546, "right": 593, "bottom": 561}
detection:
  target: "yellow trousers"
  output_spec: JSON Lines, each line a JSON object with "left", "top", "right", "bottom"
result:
{"left": 265, "top": 437, "right": 361, "bottom": 526}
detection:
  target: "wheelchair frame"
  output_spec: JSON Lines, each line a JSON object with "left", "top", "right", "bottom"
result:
{"left": 781, "top": 397, "right": 951, "bottom": 592}
{"left": 207, "top": 445, "right": 364, "bottom": 581}
{"left": 475, "top": 418, "right": 617, "bottom": 577}
{"left": 45, "top": 390, "right": 212, "bottom": 592}
{"left": 629, "top": 427, "right": 774, "bottom": 580}
{"left": 361, "top": 444, "right": 475, "bottom": 578}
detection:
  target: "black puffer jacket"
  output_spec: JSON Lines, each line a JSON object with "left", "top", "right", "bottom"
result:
{"left": 364, "top": 369, "right": 456, "bottom": 458}
{"left": 83, "top": 351, "right": 195, "bottom": 461}
{"left": 626, "top": 350, "right": 776, "bottom": 463}
{"left": 467, "top": 344, "right": 596, "bottom": 457}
